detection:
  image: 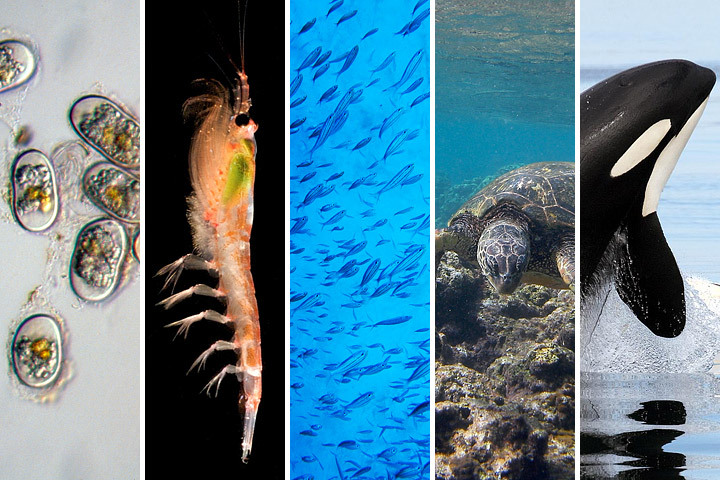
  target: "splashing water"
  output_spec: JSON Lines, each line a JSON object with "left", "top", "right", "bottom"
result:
{"left": 582, "top": 275, "right": 720, "bottom": 373}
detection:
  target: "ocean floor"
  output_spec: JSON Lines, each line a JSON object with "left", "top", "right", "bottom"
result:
{"left": 436, "top": 251, "right": 575, "bottom": 479}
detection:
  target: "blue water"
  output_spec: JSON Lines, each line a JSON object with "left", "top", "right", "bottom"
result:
{"left": 289, "top": 1, "right": 430, "bottom": 479}
{"left": 436, "top": 0, "right": 574, "bottom": 209}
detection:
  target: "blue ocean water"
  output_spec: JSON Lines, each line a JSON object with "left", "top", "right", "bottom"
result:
{"left": 436, "top": 0, "right": 574, "bottom": 226}
{"left": 289, "top": 1, "right": 430, "bottom": 479}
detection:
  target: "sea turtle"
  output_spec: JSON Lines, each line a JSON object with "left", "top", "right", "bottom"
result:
{"left": 436, "top": 161, "right": 575, "bottom": 294}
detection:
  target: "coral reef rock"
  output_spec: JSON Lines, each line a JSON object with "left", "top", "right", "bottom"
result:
{"left": 436, "top": 251, "right": 575, "bottom": 480}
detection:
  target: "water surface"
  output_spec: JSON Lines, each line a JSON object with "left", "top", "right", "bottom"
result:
{"left": 436, "top": 0, "right": 574, "bottom": 227}
{"left": 581, "top": 373, "right": 720, "bottom": 479}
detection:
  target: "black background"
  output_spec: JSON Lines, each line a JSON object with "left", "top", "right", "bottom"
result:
{"left": 146, "top": 2, "right": 284, "bottom": 477}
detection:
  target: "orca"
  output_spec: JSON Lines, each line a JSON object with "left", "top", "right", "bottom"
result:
{"left": 581, "top": 60, "right": 716, "bottom": 338}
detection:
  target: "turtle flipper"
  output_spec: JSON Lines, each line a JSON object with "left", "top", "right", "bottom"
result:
{"left": 435, "top": 213, "right": 483, "bottom": 269}
{"left": 614, "top": 211, "right": 685, "bottom": 338}
{"left": 554, "top": 233, "right": 575, "bottom": 289}
{"left": 435, "top": 228, "right": 456, "bottom": 268}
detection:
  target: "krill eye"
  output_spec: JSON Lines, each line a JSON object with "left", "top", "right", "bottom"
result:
{"left": 235, "top": 114, "right": 250, "bottom": 126}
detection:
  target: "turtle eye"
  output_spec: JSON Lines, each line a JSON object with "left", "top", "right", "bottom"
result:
{"left": 235, "top": 113, "right": 250, "bottom": 126}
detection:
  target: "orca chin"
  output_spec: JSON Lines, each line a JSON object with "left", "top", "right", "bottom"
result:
{"left": 581, "top": 60, "right": 716, "bottom": 338}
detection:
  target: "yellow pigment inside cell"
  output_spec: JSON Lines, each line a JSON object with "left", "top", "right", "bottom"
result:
{"left": 102, "top": 127, "right": 116, "bottom": 147}
{"left": 40, "top": 196, "right": 53, "bottom": 213}
{"left": 25, "top": 186, "right": 42, "bottom": 200}
{"left": 30, "top": 338, "right": 51, "bottom": 360}
{"left": 114, "top": 132, "right": 130, "bottom": 152}
{"left": 104, "top": 186, "right": 125, "bottom": 210}
{"left": 83, "top": 238, "right": 101, "bottom": 256}
{"left": 25, "top": 186, "right": 51, "bottom": 210}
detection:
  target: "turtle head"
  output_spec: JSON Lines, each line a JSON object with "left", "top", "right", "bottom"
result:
{"left": 477, "top": 221, "right": 530, "bottom": 294}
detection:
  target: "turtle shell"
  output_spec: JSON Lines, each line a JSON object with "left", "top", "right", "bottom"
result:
{"left": 450, "top": 161, "right": 574, "bottom": 231}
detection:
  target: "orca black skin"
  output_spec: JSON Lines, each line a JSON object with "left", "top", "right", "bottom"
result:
{"left": 581, "top": 60, "right": 715, "bottom": 338}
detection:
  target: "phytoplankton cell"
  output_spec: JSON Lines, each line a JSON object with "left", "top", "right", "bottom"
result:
{"left": 70, "top": 217, "right": 127, "bottom": 302}
{"left": 14, "top": 125, "right": 33, "bottom": 146}
{"left": 11, "top": 149, "right": 59, "bottom": 232}
{"left": 69, "top": 95, "right": 139, "bottom": 169}
{"left": 83, "top": 162, "right": 140, "bottom": 223}
{"left": 11, "top": 314, "right": 63, "bottom": 388}
{"left": 0, "top": 40, "right": 37, "bottom": 93}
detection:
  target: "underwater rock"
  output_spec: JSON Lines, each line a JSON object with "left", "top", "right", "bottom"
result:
{"left": 528, "top": 344, "right": 574, "bottom": 382}
{"left": 436, "top": 254, "right": 575, "bottom": 479}
{"left": 436, "top": 251, "right": 487, "bottom": 361}
{"left": 436, "top": 401, "right": 473, "bottom": 455}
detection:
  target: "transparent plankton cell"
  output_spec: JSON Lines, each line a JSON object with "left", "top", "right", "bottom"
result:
{"left": 69, "top": 95, "right": 139, "bottom": 169}
{"left": 11, "top": 314, "right": 63, "bottom": 389}
{"left": 83, "top": 162, "right": 139, "bottom": 224}
{"left": 14, "top": 124, "right": 33, "bottom": 146}
{"left": 10, "top": 149, "right": 59, "bottom": 232}
{"left": 70, "top": 217, "right": 127, "bottom": 302}
{"left": 0, "top": 40, "right": 37, "bottom": 93}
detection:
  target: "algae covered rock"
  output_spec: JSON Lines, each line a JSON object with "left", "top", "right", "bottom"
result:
{"left": 436, "top": 254, "right": 575, "bottom": 480}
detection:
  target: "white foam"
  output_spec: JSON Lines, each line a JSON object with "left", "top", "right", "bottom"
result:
{"left": 582, "top": 275, "right": 720, "bottom": 373}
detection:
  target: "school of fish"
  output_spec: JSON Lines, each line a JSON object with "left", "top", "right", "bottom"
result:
{"left": 290, "top": 1, "right": 430, "bottom": 479}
